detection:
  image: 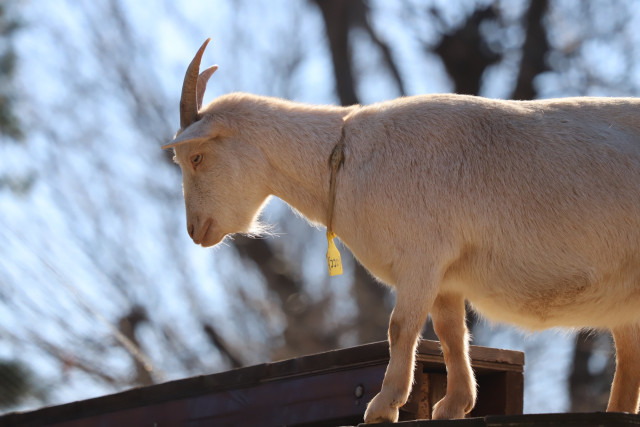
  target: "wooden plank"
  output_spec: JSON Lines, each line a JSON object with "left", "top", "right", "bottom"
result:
{"left": 3, "top": 365, "right": 387, "bottom": 427}
{"left": 415, "top": 341, "right": 524, "bottom": 374}
{"left": 358, "top": 412, "right": 640, "bottom": 426}
{"left": 401, "top": 364, "right": 523, "bottom": 421}
{"left": 503, "top": 371, "right": 524, "bottom": 415}
{"left": 482, "top": 412, "right": 640, "bottom": 426}
{"left": 400, "top": 365, "right": 436, "bottom": 421}
{"left": 400, "top": 371, "right": 448, "bottom": 420}
{"left": 0, "top": 340, "right": 524, "bottom": 426}
{"left": 471, "top": 372, "right": 509, "bottom": 417}
{"left": 180, "top": 364, "right": 385, "bottom": 427}
{"left": 415, "top": 340, "right": 524, "bottom": 368}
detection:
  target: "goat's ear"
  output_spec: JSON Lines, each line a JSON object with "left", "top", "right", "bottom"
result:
{"left": 162, "top": 137, "right": 202, "bottom": 150}
{"left": 162, "top": 120, "right": 211, "bottom": 149}
{"left": 161, "top": 117, "right": 231, "bottom": 150}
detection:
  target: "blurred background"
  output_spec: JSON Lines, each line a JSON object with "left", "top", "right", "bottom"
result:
{"left": 1, "top": 0, "right": 638, "bottom": 415}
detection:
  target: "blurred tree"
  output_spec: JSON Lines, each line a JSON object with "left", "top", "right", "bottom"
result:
{"left": 511, "top": 0, "right": 549, "bottom": 100}
{"left": 1, "top": 0, "right": 638, "bottom": 415}
{"left": 569, "top": 332, "right": 614, "bottom": 412}
{"left": 312, "top": 0, "right": 395, "bottom": 345}
{"left": 314, "top": 0, "right": 621, "bottom": 413}
{"left": 0, "top": 0, "right": 234, "bottom": 402}
{"left": 0, "top": 1, "right": 22, "bottom": 141}
{"left": 433, "top": 4, "right": 502, "bottom": 95}
{"left": 311, "top": 0, "right": 552, "bottom": 341}
{"left": 0, "top": 1, "right": 35, "bottom": 195}
{"left": 0, "top": 0, "right": 353, "bottom": 410}
{"left": 0, "top": 360, "right": 32, "bottom": 408}
{"left": 557, "top": 0, "right": 640, "bottom": 410}
{"left": 0, "top": 0, "right": 41, "bottom": 411}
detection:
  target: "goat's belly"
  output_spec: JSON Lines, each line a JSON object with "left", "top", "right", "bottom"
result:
{"left": 448, "top": 275, "right": 640, "bottom": 330}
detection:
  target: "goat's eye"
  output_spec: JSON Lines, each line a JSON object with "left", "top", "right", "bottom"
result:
{"left": 191, "top": 154, "right": 203, "bottom": 166}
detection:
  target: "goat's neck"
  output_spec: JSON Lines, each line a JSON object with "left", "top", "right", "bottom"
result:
{"left": 234, "top": 96, "right": 352, "bottom": 225}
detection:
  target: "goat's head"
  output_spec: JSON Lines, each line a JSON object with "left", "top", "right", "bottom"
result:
{"left": 162, "top": 39, "right": 270, "bottom": 247}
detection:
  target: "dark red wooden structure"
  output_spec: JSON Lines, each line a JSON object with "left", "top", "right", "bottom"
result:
{"left": 1, "top": 340, "right": 526, "bottom": 426}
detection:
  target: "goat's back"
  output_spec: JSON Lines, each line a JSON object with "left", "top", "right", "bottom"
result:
{"left": 339, "top": 95, "right": 640, "bottom": 330}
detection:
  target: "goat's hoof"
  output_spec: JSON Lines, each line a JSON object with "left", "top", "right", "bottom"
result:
{"left": 364, "top": 392, "right": 400, "bottom": 424}
{"left": 432, "top": 395, "right": 470, "bottom": 420}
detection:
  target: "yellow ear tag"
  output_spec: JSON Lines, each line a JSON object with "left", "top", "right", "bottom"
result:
{"left": 326, "top": 231, "right": 343, "bottom": 276}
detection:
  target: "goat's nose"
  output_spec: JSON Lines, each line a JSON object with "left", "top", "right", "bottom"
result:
{"left": 188, "top": 223, "right": 195, "bottom": 239}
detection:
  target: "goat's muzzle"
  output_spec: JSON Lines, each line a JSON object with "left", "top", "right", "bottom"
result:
{"left": 188, "top": 217, "right": 216, "bottom": 246}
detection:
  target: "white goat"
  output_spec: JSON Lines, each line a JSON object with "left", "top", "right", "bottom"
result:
{"left": 163, "top": 39, "right": 640, "bottom": 423}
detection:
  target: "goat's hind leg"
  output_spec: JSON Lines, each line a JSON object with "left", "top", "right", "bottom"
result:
{"left": 607, "top": 323, "right": 640, "bottom": 413}
{"left": 431, "top": 292, "right": 477, "bottom": 419}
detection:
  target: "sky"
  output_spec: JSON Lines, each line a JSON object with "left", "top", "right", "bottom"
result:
{"left": 3, "top": 0, "right": 638, "bottom": 417}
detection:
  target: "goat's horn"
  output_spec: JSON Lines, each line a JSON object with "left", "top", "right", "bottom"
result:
{"left": 180, "top": 38, "right": 211, "bottom": 129}
{"left": 196, "top": 65, "right": 218, "bottom": 110}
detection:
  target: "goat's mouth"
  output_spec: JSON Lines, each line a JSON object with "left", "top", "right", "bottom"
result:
{"left": 192, "top": 218, "right": 222, "bottom": 247}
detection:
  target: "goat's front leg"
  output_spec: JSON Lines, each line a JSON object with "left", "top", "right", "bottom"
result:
{"left": 431, "top": 292, "right": 476, "bottom": 419}
{"left": 364, "top": 286, "right": 434, "bottom": 423}
{"left": 607, "top": 323, "right": 640, "bottom": 413}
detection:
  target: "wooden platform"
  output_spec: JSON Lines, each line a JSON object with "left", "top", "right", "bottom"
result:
{"left": 364, "top": 412, "right": 640, "bottom": 426}
{"left": 0, "top": 340, "right": 524, "bottom": 427}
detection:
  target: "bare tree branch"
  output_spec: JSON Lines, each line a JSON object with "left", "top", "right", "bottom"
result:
{"left": 311, "top": 0, "right": 359, "bottom": 106}
{"left": 511, "top": 0, "right": 550, "bottom": 100}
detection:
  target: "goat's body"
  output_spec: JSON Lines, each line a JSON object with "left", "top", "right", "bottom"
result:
{"left": 168, "top": 51, "right": 640, "bottom": 422}
{"left": 334, "top": 95, "right": 640, "bottom": 331}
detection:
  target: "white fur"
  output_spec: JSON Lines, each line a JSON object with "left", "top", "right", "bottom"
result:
{"left": 167, "top": 86, "right": 640, "bottom": 421}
